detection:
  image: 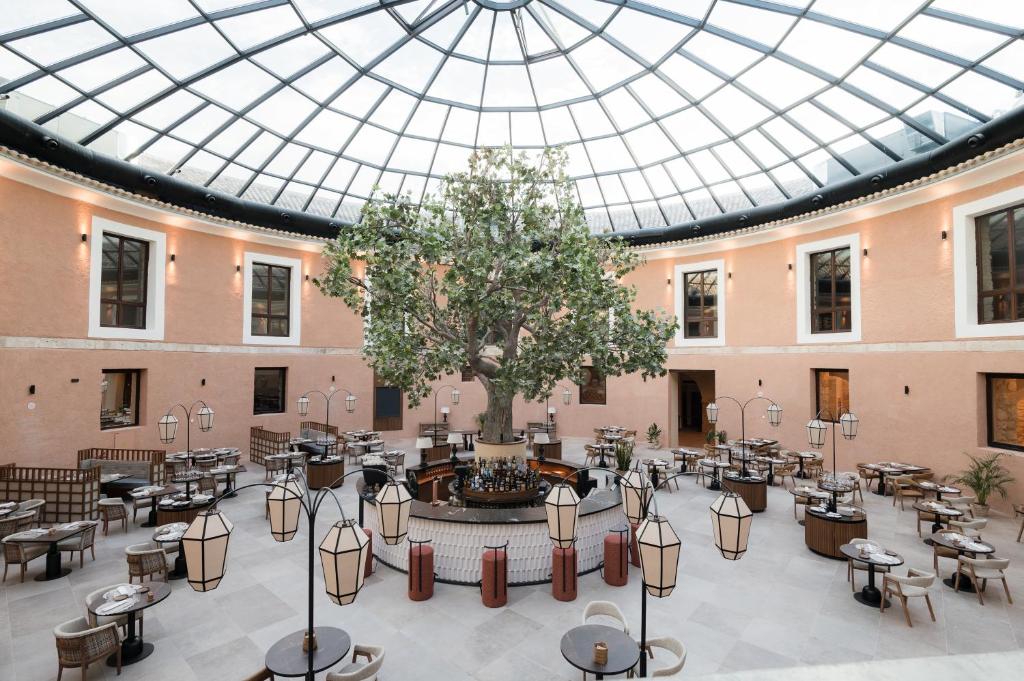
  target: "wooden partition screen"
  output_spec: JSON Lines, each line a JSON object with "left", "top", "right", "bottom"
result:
{"left": 299, "top": 421, "right": 338, "bottom": 437}
{"left": 250, "top": 426, "right": 291, "bottom": 466}
{"left": 76, "top": 448, "right": 167, "bottom": 485}
{"left": 0, "top": 466, "right": 100, "bottom": 522}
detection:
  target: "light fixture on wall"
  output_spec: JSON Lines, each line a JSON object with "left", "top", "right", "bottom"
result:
{"left": 941, "top": 230, "right": 948, "bottom": 240}
{"left": 170, "top": 253, "right": 176, "bottom": 262}
{"left": 81, "top": 233, "right": 88, "bottom": 242}
{"left": 666, "top": 277, "right": 671, "bottom": 285}
{"left": 904, "top": 385, "right": 910, "bottom": 395}
{"left": 28, "top": 384, "right": 35, "bottom": 395}
{"left": 305, "top": 274, "right": 310, "bottom": 281}
{"left": 728, "top": 272, "right": 732, "bottom": 279}
{"left": 787, "top": 263, "right": 792, "bottom": 270}
{"left": 236, "top": 265, "right": 241, "bottom": 272}
{"left": 862, "top": 248, "right": 868, "bottom": 257}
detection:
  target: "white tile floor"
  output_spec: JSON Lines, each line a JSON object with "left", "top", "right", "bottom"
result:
{"left": 2, "top": 437, "right": 1022, "bottom": 681}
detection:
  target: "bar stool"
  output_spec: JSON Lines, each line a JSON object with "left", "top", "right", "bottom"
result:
{"left": 602, "top": 526, "right": 629, "bottom": 587}
{"left": 408, "top": 538, "right": 434, "bottom": 601}
{"left": 629, "top": 522, "right": 641, "bottom": 568}
{"left": 362, "top": 527, "right": 374, "bottom": 578}
{"left": 552, "top": 542, "right": 577, "bottom": 602}
{"left": 480, "top": 542, "right": 508, "bottom": 608}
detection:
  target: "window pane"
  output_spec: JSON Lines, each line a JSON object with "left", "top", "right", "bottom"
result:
{"left": 120, "top": 305, "right": 144, "bottom": 329}
{"left": 252, "top": 316, "right": 268, "bottom": 336}
{"left": 988, "top": 375, "right": 1024, "bottom": 450}
{"left": 270, "top": 266, "right": 289, "bottom": 315}
{"left": 815, "top": 369, "right": 849, "bottom": 421}
{"left": 100, "top": 369, "right": 140, "bottom": 430}
{"left": 120, "top": 239, "right": 146, "bottom": 302}
{"left": 252, "top": 263, "right": 269, "bottom": 298}
{"left": 101, "top": 235, "right": 120, "bottom": 298}
{"left": 100, "top": 302, "right": 117, "bottom": 326}
{"left": 977, "top": 212, "right": 1010, "bottom": 291}
{"left": 269, "top": 317, "right": 289, "bottom": 336}
{"left": 254, "top": 368, "right": 286, "bottom": 414}
{"left": 1016, "top": 208, "right": 1024, "bottom": 280}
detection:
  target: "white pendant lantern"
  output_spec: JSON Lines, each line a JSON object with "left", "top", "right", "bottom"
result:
{"left": 345, "top": 393, "right": 357, "bottom": 413}
{"left": 706, "top": 402, "right": 719, "bottom": 424}
{"left": 319, "top": 519, "right": 369, "bottom": 606}
{"left": 806, "top": 418, "right": 827, "bottom": 449}
{"left": 766, "top": 402, "right": 782, "bottom": 427}
{"left": 197, "top": 404, "right": 214, "bottom": 432}
{"left": 548, "top": 406, "right": 556, "bottom": 416}
{"left": 621, "top": 468, "right": 652, "bottom": 525}
{"left": 709, "top": 491, "right": 752, "bottom": 560}
{"left": 267, "top": 477, "right": 304, "bottom": 542}
{"left": 451, "top": 389, "right": 460, "bottom": 405}
{"left": 840, "top": 411, "right": 859, "bottom": 440}
{"left": 158, "top": 414, "right": 179, "bottom": 444}
{"left": 544, "top": 483, "right": 580, "bottom": 549}
{"left": 375, "top": 481, "right": 412, "bottom": 545}
{"left": 415, "top": 437, "right": 433, "bottom": 450}
{"left": 561, "top": 388, "right": 571, "bottom": 405}
{"left": 297, "top": 395, "right": 310, "bottom": 416}
{"left": 636, "top": 515, "right": 681, "bottom": 598}
{"left": 182, "top": 509, "right": 233, "bottom": 592}
{"left": 533, "top": 432, "right": 550, "bottom": 445}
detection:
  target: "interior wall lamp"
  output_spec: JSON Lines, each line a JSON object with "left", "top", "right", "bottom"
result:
{"left": 862, "top": 248, "right": 869, "bottom": 257}
{"left": 170, "top": 253, "right": 176, "bottom": 262}
{"left": 81, "top": 233, "right": 88, "bottom": 242}
{"left": 236, "top": 265, "right": 241, "bottom": 272}
{"left": 728, "top": 272, "right": 732, "bottom": 279}
{"left": 941, "top": 230, "right": 948, "bottom": 240}
{"left": 787, "top": 263, "right": 792, "bottom": 270}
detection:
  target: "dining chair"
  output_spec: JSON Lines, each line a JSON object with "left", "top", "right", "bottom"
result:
{"left": 222, "top": 453, "right": 241, "bottom": 467}
{"left": 132, "top": 492, "right": 155, "bottom": 524}
{"left": 793, "top": 492, "right": 813, "bottom": 521}
{"left": 58, "top": 522, "right": 98, "bottom": 568}
{"left": 98, "top": 499, "right": 128, "bottom": 536}
{"left": 932, "top": 541, "right": 959, "bottom": 574}
{"left": 947, "top": 495, "right": 976, "bottom": 519}
{"left": 583, "top": 445, "right": 600, "bottom": 467}
{"left": 125, "top": 543, "right": 169, "bottom": 583}
{"left": 891, "top": 476, "right": 924, "bottom": 510}
{"left": 916, "top": 507, "right": 938, "bottom": 537}
{"left": 1016, "top": 504, "right": 1024, "bottom": 543}
{"left": 775, "top": 463, "right": 796, "bottom": 489}
{"left": 2, "top": 529, "right": 48, "bottom": 582}
{"left": 325, "top": 644, "right": 385, "bottom": 681}
{"left": 638, "top": 636, "right": 687, "bottom": 678}
{"left": 197, "top": 475, "right": 217, "bottom": 496}
{"left": 54, "top": 617, "right": 121, "bottom": 681}
{"left": 880, "top": 569, "right": 936, "bottom": 627}
{"left": 955, "top": 556, "right": 1012, "bottom": 605}
{"left": 846, "top": 538, "right": 891, "bottom": 590}
{"left": 582, "top": 600, "right": 629, "bottom": 634}
{"left": 948, "top": 518, "right": 987, "bottom": 539}
{"left": 857, "top": 464, "right": 879, "bottom": 493}
{"left": 266, "top": 456, "right": 288, "bottom": 480}
{"left": 16, "top": 499, "right": 46, "bottom": 526}
{"left": 242, "top": 668, "right": 276, "bottom": 681}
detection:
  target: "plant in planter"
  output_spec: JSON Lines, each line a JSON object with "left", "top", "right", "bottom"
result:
{"left": 317, "top": 147, "right": 676, "bottom": 444}
{"left": 614, "top": 438, "right": 635, "bottom": 473}
{"left": 951, "top": 453, "right": 1015, "bottom": 516}
{"left": 646, "top": 423, "right": 663, "bottom": 449}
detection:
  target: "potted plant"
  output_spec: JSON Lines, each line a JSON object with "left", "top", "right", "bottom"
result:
{"left": 474, "top": 412, "right": 486, "bottom": 435}
{"left": 317, "top": 147, "right": 676, "bottom": 452}
{"left": 614, "top": 438, "right": 635, "bottom": 474}
{"left": 646, "top": 423, "right": 663, "bottom": 449}
{"left": 951, "top": 453, "right": 1015, "bottom": 517}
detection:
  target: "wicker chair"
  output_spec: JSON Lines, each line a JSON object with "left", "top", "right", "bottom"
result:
{"left": 955, "top": 556, "right": 1012, "bottom": 605}
{"left": 194, "top": 456, "right": 217, "bottom": 473}
{"left": 58, "top": 522, "right": 98, "bottom": 568}
{"left": 857, "top": 464, "right": 879, "bottom": 493}
{"left": 98, "top": 499, "right": 128, "bottom": 536}
{"left": 223, "top": 453, "right": 241, "bottom": 467}
{"left": 583, "top": 445, "right": 600, "bottom": 467}
{"left": 2, "top": 521, "right": 48, "bottom": 582}
{"left": 85, "top": 585, "right": 142, "bottom": 638}
{"left": 774, "top": 462, "right": 796, "bottom": 489}
{"left": 0, "top": 516, "right": 20, "bottom": 539}
{"left": 15, "top": 510, "right": 37, "bottom": 531}
{"left": 326, "top": 645, "right": 385, "bottom": 681}
{"left": 54, "top": 616, "right": 121, "bottom": 680}
{"left": 125, "top": 543, "right": 168, "bottom": 583}
{"left": 890, "top": 476, "right": 924, "bottom": 510}
{"left": 266, "top": 456, "right": 288, "bottom": 481}
{"left": 17, "top": 498, "right": 46, "bottom": 526}
{"left": 1016, "top": 504, "right": 1023, "bottom": 543}
{"left": 880, "top": 569, "right": 936, "bottom": 627}
{"left": 197, "top": 475, "right": 217, "bottom": 496}
{"left": 132, "top": 494, "right": 155, "bottom": 524}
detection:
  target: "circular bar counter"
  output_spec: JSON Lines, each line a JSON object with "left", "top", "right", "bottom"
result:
{"left": 804, "top": 506, "right": 868, "bottom": 559}
{"left": 306, "top": 456, "right": 345, "bottom": 489}
{"left": 722, "top": 473, "right": 767, "bottom": 512}
{"left": 360, "top": 457, "right": 622, "bottom": 586}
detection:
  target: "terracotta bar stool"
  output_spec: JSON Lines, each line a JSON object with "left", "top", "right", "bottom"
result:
{"left": 481, "top": 542, "right": 509, "bottom": 608}
{"left": 408, "top": 538, "right": 434, "bottom": 601}
{"left": 362, "top": 527, "right": 373, "bottom": 578}
{"left": 603, "top": 526, "right": 629, "bottom": 587}
{"left": 552, "top": 545, "right": 577, "bottom": 602}
{"left": 629, "top": 522, "right": 641, "bottom": 568}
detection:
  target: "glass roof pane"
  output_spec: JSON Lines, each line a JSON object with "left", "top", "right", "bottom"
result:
{"left": 0, "top": 0, "right": 77, "bottom": 35}
{"left": 811, "top": 0, "right": 920, "bottom": 33}
{"left": 9, "top": 20, "right": 112, "bottom": 66}
{"left": 707, "top": 2, "right": 797, "bottom": 47}
{"left": 136, "top": 24, "right": 236, "bottom": 80}
{"left": 897, "top": 15, "right": 1005, "bottom": 62}
{"left": 80, "top": 0, "right": 198, "bottom": 36}
{"left": 214, "top": 5, "right": 304, "bottom": 51}
{"left": 778, "top": 19, "right": 878, "bottom": 78}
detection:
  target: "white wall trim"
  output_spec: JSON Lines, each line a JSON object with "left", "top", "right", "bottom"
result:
{"left": 1, "top": 335, "right": 363, "bottom": 355}
{"left": 952, "top": 185, "right": 1024, "bottom": 338}
{"left": 673, "top": 259, "right": 726, "bottom": 347}
{"left": 88, "top": 216, "right": 166, "bottom": 341}
{"left": 795, "top": 233, "right": 861, "bottom": 345}
{"left": 242, "top": 252, "right": 302, "bottom": 346}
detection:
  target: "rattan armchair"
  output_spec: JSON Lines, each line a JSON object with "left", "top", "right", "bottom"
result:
{"left": 774, "top": 462, "right": 796, "bottom": 489}
{"left": 54, "top": 616, "right": 121, "bottom": 680}
{"left": 125, "top": 543, "right": 168, "bottom": 583}
{"left": 955, "top": 556, "right": 1012, "bottom": 605}
{"left": 266, "top": 456, "right": 288, "bottom": 480}
{"left": 857, "top": 464, "right": 879, "bottom": 493}
{"left": 58, "top": 522, "right": 98, "bottom": 568}
{"left": 880, "top": 569, "right": 936, "bottom": 627}
{"left": 132, "top": 494, "right": 154, "bottom": 523}
{"left": 325, "top": 645, "right": 385, "bottom": 681}
{"left": 3, "top": 522, "right": 48, "bottom": 582}
{"left": 98, "top": 499, "right": 128, "bottom": 535}
{"left": 17, "top": 498, "right": 46, "bottom": 526}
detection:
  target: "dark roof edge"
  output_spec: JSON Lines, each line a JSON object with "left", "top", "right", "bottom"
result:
{"left": 1, "top": 106, "right": 1022, "bottom": 246}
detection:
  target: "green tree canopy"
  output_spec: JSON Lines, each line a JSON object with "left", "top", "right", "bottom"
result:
{"left": 317, "top": 147, "right": 676, "bottom": 442}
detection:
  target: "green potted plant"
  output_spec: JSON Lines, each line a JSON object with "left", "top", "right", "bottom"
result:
{"left": 717, "top": 430, "right": 727, "bottom": 445}
{"left": 646, "top": 423, "right": 663, "bottom": 449}
{"left": 704, "top": 429, "right": 718, "bottom": 445}
{"left": 951, "top": 453, "right": 1015, "bottom": 517}
{"left": 614, "top": 438, "right": 635, "bottom": 474}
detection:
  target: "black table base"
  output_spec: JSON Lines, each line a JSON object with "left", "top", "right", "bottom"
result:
{"left": 141, "top": 506, "right": 158, "bottom": 529}
{"left": 108, "top": 613, "right": 151, "bottom": 666}
{"left": 854, "top": 586, "right": 889, "bottom": 609}
{"left": 944, "top": 573, "right": 979, "bottom": 593}
{"left": 36, "top": 545, "right": 70, "bottom": 581}
{"left": 168, "top": 541, "right": 187, "bottom": 580}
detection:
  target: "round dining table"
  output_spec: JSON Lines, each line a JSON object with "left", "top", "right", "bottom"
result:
{"left": 87, "top": 582, "right": 171, "bottom": 665}
{"left": 929, "top": 532, "right": 995, "bottom": 592}
{"left": 699, "top": 460, "right": 731, "bottom": 491}
{"left": 840, "top": 543, "right": 904, "bottom": 608}
{"left": 791, "top": 451, "right": 821, "bottom": 479}
{"left": 560, "top": 624, "right": 639, "bottom": 680}
{"left": 914, "top": 501, "right": 963, "bottom": 541}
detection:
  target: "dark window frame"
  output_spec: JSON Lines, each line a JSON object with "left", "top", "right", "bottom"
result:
{"left": 683, "top": 269, "right": 718, "bottom": 339}
{"left": 579, "top": 366, "right": 607, "bottom": 405}
{"left": 809, "top": 247, "right": 852, "bottom": 334}
{"left": 814, "top": 368, "right": 850, "bottom": 423}
{"left": 254, "top": 367, "right": 287, "bottom": 415}
{"left": 251, "top": 263, "right": 291, "bottom": 337}
{"left": 975, "top": 203, "right": 1024, "bottom": 324}
{"left": 985, "top": 373, "right": 1024, "bottom": 452}
{"left": 100, "top": 369, "right": 141, "bottom": 430}
{"left": 100, "top": 233, "right": 149, "bottom": 329}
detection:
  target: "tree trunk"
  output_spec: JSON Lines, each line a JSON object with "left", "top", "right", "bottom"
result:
{"left": 481, "top": 382, "right": 515, "bottom": 443}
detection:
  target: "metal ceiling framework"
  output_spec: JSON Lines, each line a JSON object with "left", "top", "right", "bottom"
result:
{"left": 0, "top": 0, "right": 1021, "bottom": 241}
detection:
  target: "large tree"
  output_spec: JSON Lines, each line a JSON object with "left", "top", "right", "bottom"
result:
{"left": 316, "top": 147, "right": 676, "bottom": 443}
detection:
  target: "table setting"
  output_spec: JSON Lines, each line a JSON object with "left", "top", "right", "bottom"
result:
{"left": 840, "top": 542, "right": 904, "bottom": 607}
{"left": 88, "top": 582, "right": 171, "bottom": 664}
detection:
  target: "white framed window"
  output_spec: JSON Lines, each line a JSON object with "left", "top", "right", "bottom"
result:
{"left": 88, "top": 216, "right": 166, "bottom": 341}
{"left": 953, "top": 186, "right": 1024, "bottom": 338}
{"left": 243, "top": 252, "right": 302, "bottom": 346}
{"left": 673, "top": 259, "right": 725, "bottom": 347}
{"left": 795, "top": 233, "right": 861, "bottom": 344}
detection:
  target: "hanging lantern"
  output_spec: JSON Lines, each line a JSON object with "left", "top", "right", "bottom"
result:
{"left": 806, "top": 418, "right": 827, "bottom": 449}
{"left": 375, "top": 481, "right": 412, "bottom": 545}
{"left": 197, "top": 404, "right": 214, "bottom": 432}
{"left": 297, "top": 395, "right": 310, "bottom": 416}
{"left": 182, "top": 509, "right": 233, "bottom": 592}
{"left": 706, "top": 402, "right": 719, "bottom": 424}
{"left": 544, "top": 483, "right": 580, "bottom": 549}
{"left": 840, "top": 411, "right": 859, "bottom": 440}
{"left": 319, "top": 519, "right": 370, "bottom": 606}
{"left": 636, "top": 515, "right": 681, "bottom": 598}
{"left": 451, "top": 389, "right": 460, "bottom": 405}
{"left": 709, "top": 491, "right": 752, "bottom": 560}
{"left": 267, "top": 477, "right": 304, "bottom": 542}
{"left": 158, "top": 414, "right": 179, "bottom": 444}
{"left": 766, "top": 402, "right": 782, "bottom": 427}
{"left": 345, "top": 393, "right": 357, "bottom": 413}
{"left": 621, "top": 468, "right": 652, "bottom": 525}
{"left": 561, "top": 388, "right": 571, "bottom": 405}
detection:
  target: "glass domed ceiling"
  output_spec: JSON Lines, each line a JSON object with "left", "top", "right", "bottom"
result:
{"left": 0, "top": 0, "right": 1022, "bottom": 232}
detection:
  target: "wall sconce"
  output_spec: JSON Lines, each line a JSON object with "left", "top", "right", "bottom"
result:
{"left": 666, "top": 278, "right": 671, "bottom": 285}
{"left": 70, "top": 378, "right": 80, "bottom": 383}
{"left": 941, "top": 230, "right": 947, "bottom": 240}
{"left": 862, "top": 248, "right": 868, "bottom": 257}
{"left": 170, "top": 253, "right": 176, "bottom": 262}
{"left": 81, "top": 233, "right": 88, "bottom": 242}
{"left": 305, "top": 274, "right": 310, "bottom": 281}
{"left": 757, "top": 379, "right": 762, "bottom": 387}
{"left": 201, "top": 378, "right": 206, "bottom": 386}
{"left": 331, "top": 375, "right": 336, "bottom": 382}
{"left": 787, "top": 263, "right": 792, "bottom": 270}
{"left": 904, "top": 385, "right": 910, "bottom": 395}
{"left": 28, "top": 385, "right": 35, "bottom": 395}
{"left": 236, "top": 265, "right": 241, "bottom": 272}
{"left": 728, "top": 272, "right": 732, "bottom": 279}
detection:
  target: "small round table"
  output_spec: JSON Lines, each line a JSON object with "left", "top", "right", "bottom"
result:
{"left": 560, "top": 624, "right": 639, "bottom": 680}
{"left": 87, "top": 582, "right": 171, "bottom": 665}
{"left": 915, "top": 481, "right": 960, "bottom": 501}
{"left": 840, "top": 543, "right": 904, "bottom": 608}
{"left": 791, "top": 452, "right": 820, "bottom": 479}
{"left": 265, "top": 626, "right": 351, "bottom": 678}
{"left": 153, "top": 522, "right": 189, "bottom": 579}
{"left": 642, "top": 459, "right": 669, "bottom": 490}
{"left": 757, "top": 457, "right": 787, "bottom": 486}
{"left": 699, "top": 460, "right": 731, "bottom": 491}
{"left": 913, "top": 501, "right": 963, "bottom": 542}
{"left": 929, "top": 532, "right": 995, "bottom": 592}
{"left": 593, "top": 443, "right": 615, "bottom": 468}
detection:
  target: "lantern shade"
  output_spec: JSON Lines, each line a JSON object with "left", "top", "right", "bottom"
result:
{"left": 182, "top": 509, "right": 233, "bottom": 592}
{"left": 297, "top": 395, "right": 310, "bottom": 416}
{"left": 415, "top": 437, "right": 433, "bottom": 450}
{"left": 621, "top": 469, "right": 652, "bottom": 525}
{"left": 534, "top": 432, "right": 550, "bottom": 445}
{"left": 636, "top": 515, "right": 681, "bottom": 598}
{"left": 158, "top": 414, "right": 178, "bottom": 444}
{"left": 267, "top": 477, "right": 304, "bottom": 542}
{"left": 446, "top": 433, "right": 462, "bottom": 445}
{"left": 840, "top": 411, "right": 859, "bottom": 440}
{"left": 320, "top": 519, "right": 369, "bottom": 605}
{"left": 561, "top": 388, "right": 571, "bottom": 405}
{"left": 766, "top": 403, "right": 782, "bottom": 427}
{"left": 197, "top": 404, "right": 214, "bottom": 432}
{"left": 375, "top": 481, "right": 412, "bottom": 545}
{"left": 548, "top": 406, "right": 556, "bottom": 415}
{"left": 706, "top": 402, "right": 719, "bottom": 424}
{"left": 710, "top": 491, "right": 752, "bottom": 560}
{"left": 451, "top": 389, "right": 460, "bottom": 405}
{"left": 806, "top": 418, "right": 827, "bottom": 449}
{"left": 345, "top": 394, "right": 357, "bottom": 413}
{"left": 544, "top": 483, "right": 580, "bottom": 549}
{"left": 440, "top": 407, "right": 450, "bottom": 415}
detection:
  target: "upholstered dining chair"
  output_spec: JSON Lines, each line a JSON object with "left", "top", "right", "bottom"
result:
{"left": 582, "top": 600, "right": 629, "bottom": 634}
{"left": 266, "top": 456, "right": 288, "bottom": 480}
{"left": 774, "top": 462, "right": 796, "bottom": 489}
{"left": 125, "top": 543, "right": 168, "bottom": 583}
{"left": 583, "top": 445, "right": 600, "bottom": 467}
{"left": 880, "top": 569, "right": 936, "bottom": 627}
{"left": 947, "top": 494, "right": 976, "bottom": 519}
{"left": 16, "top": 498, "right": 46, "bottom": 526}
{"left": 241, "top": 668, "right": 276, "bottom": 681}
{"left": 891, "top": 476, "right": 924, "bottom": 510}
{"left": 955, "top": 556, "right": 1013, "bottom": 606}
{"left": 98, "top": 498, "right": 128, "bottom": 536}
{"left": 58, "top": 521, "right": 98, "bottom": 568}
{"left": 326, "top": 645, "right": 385, "bottom": 681}
{"left": 54, "top": 617, "right": 121, "bottom": 680}
{"left": 638, "top": 636, "right": 687, "bottom": 678}
{"left": 1016, "top": 504, "right": 1024, "bottom": 543}
{"left": 949, "top": 518, "right": 987, "bottom": 539}
{"left": 857, "top": 464, "right": 879, "bottom": 493}
{"left": 2, "top": 520, "right": 48, "bottom": 582}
